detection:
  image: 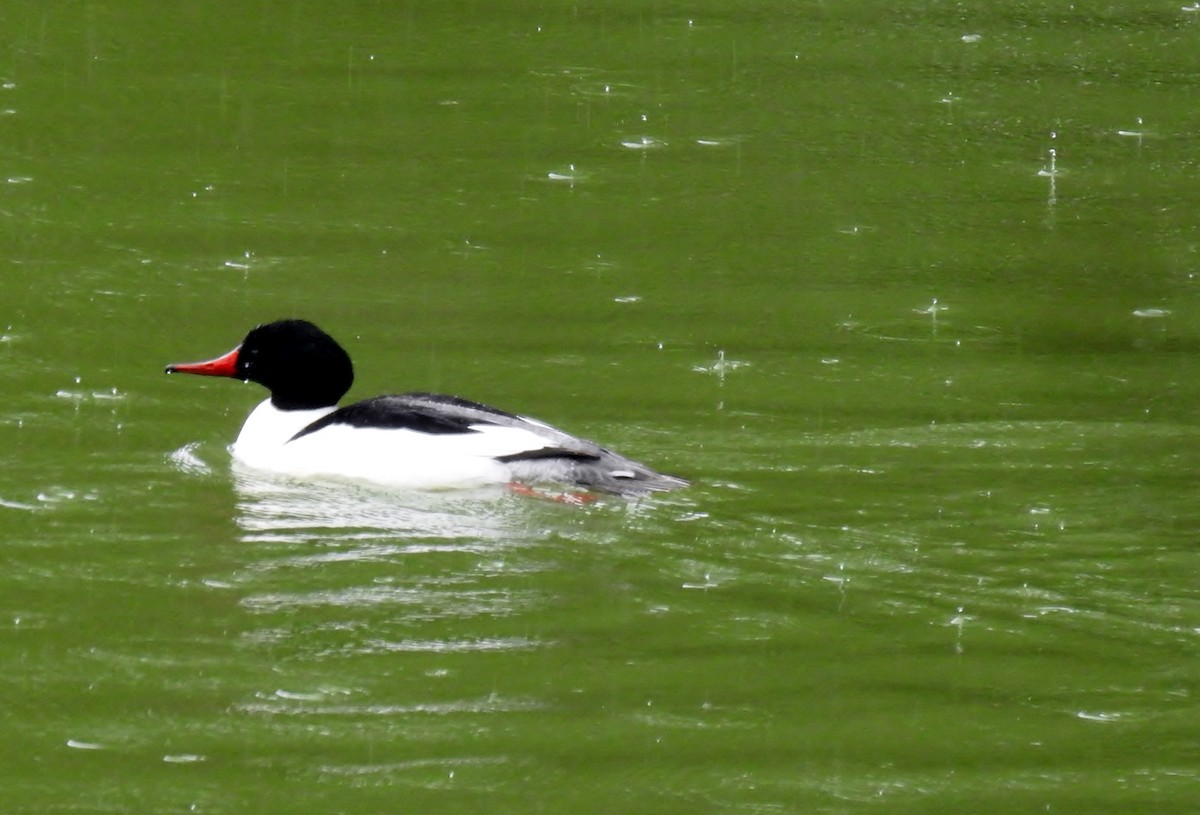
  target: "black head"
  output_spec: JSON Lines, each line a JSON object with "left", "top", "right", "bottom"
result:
{"left": 237, "top": 319, "right": 354, "bottom": 410}
{"left": 166, "top": 319, "right": 354, "bottom": 410}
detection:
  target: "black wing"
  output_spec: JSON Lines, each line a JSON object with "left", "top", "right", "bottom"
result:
{"left": 289, "top": 393, "right": 509, "bottom": 440}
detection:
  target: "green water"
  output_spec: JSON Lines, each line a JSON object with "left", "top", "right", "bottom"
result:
{"left": 4, "top": 1, "right": 1200, "bottom": 812}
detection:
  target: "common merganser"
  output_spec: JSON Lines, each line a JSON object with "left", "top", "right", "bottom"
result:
{"left": 165, "top": 319, "right": 688, "bottom": 496}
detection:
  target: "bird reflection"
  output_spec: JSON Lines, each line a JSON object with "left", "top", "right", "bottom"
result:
{"left": 231, "top": 462, "right": 535, "bottom": 545}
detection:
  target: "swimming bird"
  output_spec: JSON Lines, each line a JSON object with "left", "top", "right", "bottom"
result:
{"left": 165, "top": 319, "right": 687, "bottom": 497}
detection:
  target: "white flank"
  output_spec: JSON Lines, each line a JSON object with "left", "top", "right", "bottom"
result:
{"left": 230, "top": 399, "right": 548, "bottom": 488}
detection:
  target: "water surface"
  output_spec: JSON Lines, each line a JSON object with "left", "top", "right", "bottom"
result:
{"left": 3, "top": 1, "right": 1200, "bottom": 812}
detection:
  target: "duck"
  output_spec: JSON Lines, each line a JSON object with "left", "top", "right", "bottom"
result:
{"left": 164, "top": 319, "right": 688, "bottom": 497}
